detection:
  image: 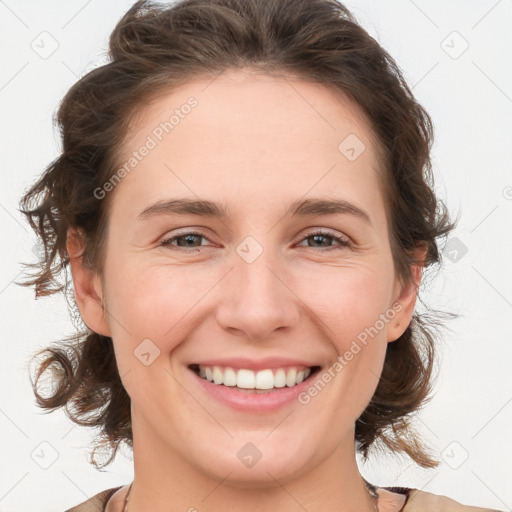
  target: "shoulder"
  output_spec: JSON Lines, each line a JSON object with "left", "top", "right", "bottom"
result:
{"left": 64, "top": 485, "right": 124, "bottom": 512}
{"left": 377, "top": 486, "right": 505, "bottom": 512}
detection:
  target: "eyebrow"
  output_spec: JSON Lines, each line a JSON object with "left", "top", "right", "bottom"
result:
{"left": 137, "top": 197, "right": 372, "bottom": 225}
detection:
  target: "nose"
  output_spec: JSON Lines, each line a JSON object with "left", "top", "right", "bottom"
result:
{"left": 215, "top": 244, "right": 300, "bottom": 342}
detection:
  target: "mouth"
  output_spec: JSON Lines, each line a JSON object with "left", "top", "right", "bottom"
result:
{"left": 188, "top": 363, "right": 321, "bottom": 393}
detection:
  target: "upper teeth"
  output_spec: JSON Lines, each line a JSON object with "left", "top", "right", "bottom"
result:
{"left": 197, "top": 365, "right": 312, "bottom": 389}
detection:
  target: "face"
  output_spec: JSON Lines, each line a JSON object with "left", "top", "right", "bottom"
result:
{"left": 71, "top": 68, "right": 420, "bottom": 488}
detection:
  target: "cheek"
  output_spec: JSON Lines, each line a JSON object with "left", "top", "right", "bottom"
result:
{"left": 105, "top": 259, "right": 215, "bottom": 348}
{"left": 295, "top": 262, "right": 393, "bottom": 394}
{"left": 104, "top": 263, "right": 199, "bottom": 403}
{"left": 295, "top": 260, "right": 395, "bottom": 338}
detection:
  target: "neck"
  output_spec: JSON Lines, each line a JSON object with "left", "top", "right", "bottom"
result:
{"left": 123, "top": 416, "right": 378, "bottom": 512}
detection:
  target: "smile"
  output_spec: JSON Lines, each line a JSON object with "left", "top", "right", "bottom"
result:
{"left": 189, "top": 364, "right": 321, "bottom": 391}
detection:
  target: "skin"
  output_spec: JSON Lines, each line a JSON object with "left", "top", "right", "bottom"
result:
{"left": 67, "top": 68, "right": 426, "bottom": 512}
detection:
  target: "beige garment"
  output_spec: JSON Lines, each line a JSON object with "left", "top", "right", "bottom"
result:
{"left": 65, "top": 484, "right": 505, "bottom": 512}
{"left": 399, "top": 488, "right": 504, "bottom": 512}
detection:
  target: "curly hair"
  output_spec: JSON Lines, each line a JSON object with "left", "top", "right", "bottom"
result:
{"left": 18, "top": 0, "right": 457, "bottom": 470}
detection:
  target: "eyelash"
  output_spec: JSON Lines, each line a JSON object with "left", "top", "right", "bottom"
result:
{"left": 159, "top": 229, "right": 352, "bottom": 253}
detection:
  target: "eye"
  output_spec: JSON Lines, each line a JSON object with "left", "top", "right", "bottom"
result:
{"left": 160, "top": 230, "right": 212, "bottom": 251}
{"left": 296, "top": 229, "right": 352, "bottom": 252}
{"left": 159, "top": 228, "right": 352, "bottom": 252}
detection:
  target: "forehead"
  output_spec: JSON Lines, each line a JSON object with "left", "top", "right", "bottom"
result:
{"left": 110, "top": 69, "right": 386, "bottom": 224}
{"left": 122, "top": 68, "right": 379, "bottom": 158}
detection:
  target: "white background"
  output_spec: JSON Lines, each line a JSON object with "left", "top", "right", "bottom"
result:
{"left": 0, "top": 1, "right": 511, "bottom": 511}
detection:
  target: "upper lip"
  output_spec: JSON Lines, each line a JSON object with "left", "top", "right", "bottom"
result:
{"left": 189, "top": 357, "right": 320, "bottom": 371}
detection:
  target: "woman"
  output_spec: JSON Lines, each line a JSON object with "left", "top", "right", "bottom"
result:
{"left": 19, "top": 0, "right": 504, "bottom": 511}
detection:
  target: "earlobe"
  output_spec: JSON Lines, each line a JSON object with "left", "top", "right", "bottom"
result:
{"left": 387, "top": 244, "right": 428, "bottom": 343}
{"left": 66, "top": 228, "right": 111, "bottom": 337}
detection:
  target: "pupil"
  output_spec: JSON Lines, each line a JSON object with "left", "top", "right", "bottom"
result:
{"left": 180, "top": 235, "right": 199, "bottom": 247}
{"left": 312, "top": 235, "right": 328, "bottom": 247}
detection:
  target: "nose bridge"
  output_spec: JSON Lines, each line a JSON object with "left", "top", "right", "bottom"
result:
{"left": 238, "top": 235, "right": 281, "bottom": 298}
{"left": 215, "top": 233, "right": 299, "bottom": 340}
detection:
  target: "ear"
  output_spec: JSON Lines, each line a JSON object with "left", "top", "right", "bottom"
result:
{"left": 386, "top": 243, "right": 428, "bottom": 343}
{"left": 66, "top": 227, "right": 111, "bottom": 337}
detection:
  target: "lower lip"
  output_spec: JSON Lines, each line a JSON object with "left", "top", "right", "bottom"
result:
{"left": 188, "top": 367, "right": 319, "bottom": 413}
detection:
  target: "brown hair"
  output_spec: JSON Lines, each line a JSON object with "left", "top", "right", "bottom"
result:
{"left": 19, "top": 0, "right": 456, "bottom": 470}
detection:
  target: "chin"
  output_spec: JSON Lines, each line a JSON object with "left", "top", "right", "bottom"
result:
{"left": 195, "top": 436, "right": 317, "bottom": 489}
